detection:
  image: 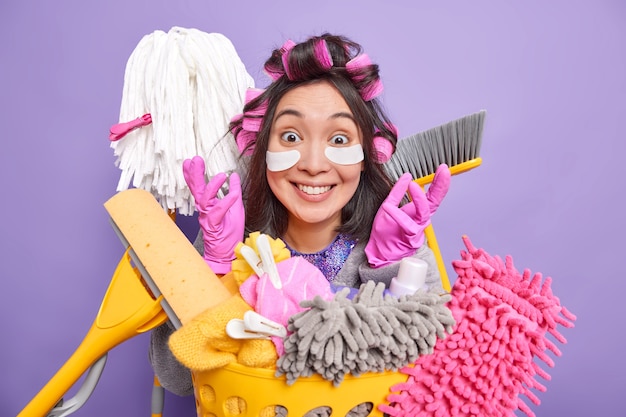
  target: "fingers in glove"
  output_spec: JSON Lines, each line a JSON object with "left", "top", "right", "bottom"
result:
{"left": 207, "top": 172, "right": 242, "bottom": 220}
{"left": 384, "top": 172, "right": 413, "bottom": 207}
{"left": 218, "top": 172, "right": 243, "bottom": 210}
{"left": 182, "top": 156, "right": 207, "bottom": 200}
{"left": 407, "top": 180, "right": 431, "bottom": 226}
{"left": 204, "top": 172, "right": 228, "bottom": 202}
{"left": 425, "top": 163, "right": 451, "bottom": 214}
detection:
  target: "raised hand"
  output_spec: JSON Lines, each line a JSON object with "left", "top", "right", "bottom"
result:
{"left": 183, "top": 156, "right": 245, "bottom": 274}
{"left": 365, "top": 164, "right": 450, "bottom": 268}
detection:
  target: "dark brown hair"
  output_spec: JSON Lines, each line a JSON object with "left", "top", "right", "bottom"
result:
{"left": 231, "top": 33, "right": 398, "bottom": 242}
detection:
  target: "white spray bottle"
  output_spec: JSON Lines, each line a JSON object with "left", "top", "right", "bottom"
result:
{"left": 389, "top": 257, "right": 428, "bottom": 297}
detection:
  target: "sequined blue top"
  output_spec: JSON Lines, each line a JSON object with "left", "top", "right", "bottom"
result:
{"left": 285, "top": 233, "right": 357, "bottom": 283}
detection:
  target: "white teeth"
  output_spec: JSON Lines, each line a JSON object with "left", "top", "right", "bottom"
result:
{"left": 298, "top": 184, "right": 331, "bottom": 195}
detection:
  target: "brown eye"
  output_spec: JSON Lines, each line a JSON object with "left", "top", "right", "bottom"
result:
{"left": 281, "top": 132, "right": 301, "bottom": 143}
{"left": 330, "top": 134, "right": 349, "bottom": 145}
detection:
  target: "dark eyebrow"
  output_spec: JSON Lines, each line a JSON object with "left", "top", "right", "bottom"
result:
{"left": 274, "top": 109, "right": 357, "bottom": 124}
{"left": 274, "top": 108, "right": 303, "bottom": 122}
{"left": 329, "top": 111, "right": 357, "bottom": 123}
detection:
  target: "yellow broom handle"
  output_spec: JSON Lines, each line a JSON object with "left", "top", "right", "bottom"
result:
{"left": 415, "top": 157, "right": 483, "bottom": 293}
{"left": 424, "top": 225, "right": 450, "bottom": 292}
{"left": 414, "top": 158, "right": 482, "bottom": 187}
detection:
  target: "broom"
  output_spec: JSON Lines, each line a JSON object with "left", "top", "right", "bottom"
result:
{"left": 383, "top": 110, "right": 487, "bottom": 291}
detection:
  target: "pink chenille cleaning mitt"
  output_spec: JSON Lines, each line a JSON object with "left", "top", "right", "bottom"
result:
{"left": 381, "top": 235, "right": 576, "bottom": 417}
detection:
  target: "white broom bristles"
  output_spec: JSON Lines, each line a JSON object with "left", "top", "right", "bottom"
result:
{"left": 111, "top": 27, "right": 255, "bottom": 215}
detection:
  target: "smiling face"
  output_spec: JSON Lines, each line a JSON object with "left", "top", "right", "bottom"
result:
{"left": 266, "top": 81, "right": 364, "bottom": 250}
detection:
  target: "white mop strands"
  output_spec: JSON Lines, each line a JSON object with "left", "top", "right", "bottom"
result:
{"left": 111, "top": 27, "right": 255, "bottom": 215}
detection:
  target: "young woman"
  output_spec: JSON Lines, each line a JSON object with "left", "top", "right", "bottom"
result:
{"left": 150, "top": 32, "right": 450, "bottom": 397}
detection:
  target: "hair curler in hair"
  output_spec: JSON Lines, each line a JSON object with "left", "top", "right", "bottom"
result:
{"left": 232, "top": 88, "right": 268, "bottom": 155}
{"left": 345, "top": 53, "right": 372, "bottom": 75}
{"left": 373, "top": 136, "right": 394, "bottom": 163}
{"left": 313, "top": 38, "right": 334, "bottom": 71}
{"left": 245, "top": 87, "right": 265, "bottom": 104}
{"left": 372, "top": 123, "right": 397, "bottom": 163}
{"left": 264, "top": 39, "right": 296, "bottom": 80}
{"left": 346, "top": 53, "right": 384, "bottom": 101}
{"left": 280, "top": 39, "right": 297, "bottom": 80}
{"left": 234, "top": 126, "right": 257, "bottom": 156}
{"left": 241, "top": 88, "right": 267, "bottom": 132}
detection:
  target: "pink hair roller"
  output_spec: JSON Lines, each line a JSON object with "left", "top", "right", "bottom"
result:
{"left": 264, "top": 40, "right": 296, "bottom": 80}
{"left": 385, "top": 122, "right": 399, "bottom": 137}
{"left": 242, "top": 115, "right": 262, "bottom": 133}
{"left": 372, "top": 135, "right": 394, "bottom": 163}
{"left": 245, "top": 88, "right": 265, "bottom": 105}
{"left": 345, "top": 53, "right": 372, "bottom": 76}
{"left": 280, "top": 39, "right": 297, "bottom": 80}
{"left": 359, "top": 78, "right": 383, "bottom": 101}
{"left": 313, "top": 38, "right": 333, "bottom": 70}
{"left": 264, "top": 66, "right": 283, "bottom": 81}
{"left": 242, "top": 88, "right": 268, "bottom": 132}
{"left": 371, "top": 123, "right": 397, "bottom": 163}
{"left": 235, "top": 128, "right": 257, "bottom": 156}
{"left": 345, "top": 53, "right": 383, "bottom": 101}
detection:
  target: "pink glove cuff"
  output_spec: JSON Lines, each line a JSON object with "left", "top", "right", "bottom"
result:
{"left": 204, "top": 257, "right": 235, "bottom": 275}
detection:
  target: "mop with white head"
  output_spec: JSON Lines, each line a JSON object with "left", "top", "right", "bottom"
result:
{"left": 111, "top": 27, "right": 254, "bottom": 215}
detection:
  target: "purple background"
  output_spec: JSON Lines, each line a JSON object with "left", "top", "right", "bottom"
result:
{"left": 1, "top": 1, "right": 624, "bottom": 416}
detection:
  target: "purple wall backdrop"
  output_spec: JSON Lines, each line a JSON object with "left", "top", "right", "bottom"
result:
{"left": 1, "top": 1, "right": 624, "bottom": 416}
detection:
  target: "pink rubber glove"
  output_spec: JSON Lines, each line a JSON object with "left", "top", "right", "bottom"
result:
{"left": 183, "top": 156, "right": 245, "bottom": 274}
{"left": 365, "top": 165, "right": 450, "bottom": 268}
{"left": 401, "top": 164, "right": 451, "bottom": 217}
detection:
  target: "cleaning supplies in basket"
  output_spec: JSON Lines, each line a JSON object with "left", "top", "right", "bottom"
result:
{"left": 276, "top": 280, "right": 455, "bottom": 386}
{"left": 239, "top": 255, "right": 335, "bottom": 355}
{"left": 389, "top": 257, "right": 429, "bottom": 297}
{"left": 167, "top": 233, "right": 334, "bottom": 371}
{"left": 381, "top": 235, "right": 576, "bottom": 417}
{"left": 167, "top": 281, "right": 278, "bottom": 372}
{"left": 167, "top": 231, "right": 456, "bottom": 385}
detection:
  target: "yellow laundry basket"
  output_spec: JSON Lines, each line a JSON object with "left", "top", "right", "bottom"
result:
{"left": 191, "top": 221, "right": 451, "bottom": 417}
{"left": 192, "top": 363, "right": 407, "bottom": 417}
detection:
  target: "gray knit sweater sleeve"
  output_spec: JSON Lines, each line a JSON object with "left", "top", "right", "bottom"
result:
{"left": 149, "top": 322, "right": 194, "bottom": 396}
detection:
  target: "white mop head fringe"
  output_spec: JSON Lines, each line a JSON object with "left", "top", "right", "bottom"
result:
{"left": 111, "top": 27, "right": 254, "bottom": 215}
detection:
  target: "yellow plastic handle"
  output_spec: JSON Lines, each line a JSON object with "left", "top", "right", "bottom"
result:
{"left": 18, "top": 249, "right": 168, "bottom": 417}
{"left": 415, "top": 157, "right": 483, "bottom": 292}
{"left": 414, "top": 157, "right": 482, "bottom": 187}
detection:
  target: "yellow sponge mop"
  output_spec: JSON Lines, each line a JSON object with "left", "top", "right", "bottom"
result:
{"left": 105, "top": 188, "right": 232, "bottom": 327}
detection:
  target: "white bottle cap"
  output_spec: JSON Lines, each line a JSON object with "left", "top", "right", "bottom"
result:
{"left": 389, "top": 257, "right": 428, "bottom": 297}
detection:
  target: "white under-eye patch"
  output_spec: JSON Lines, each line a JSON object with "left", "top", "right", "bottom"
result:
{"left": 266, "top": 150, "right": 301, "bottom": 171}
{"left": 325, "top": 144, "right": 364, "bottom": 165}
